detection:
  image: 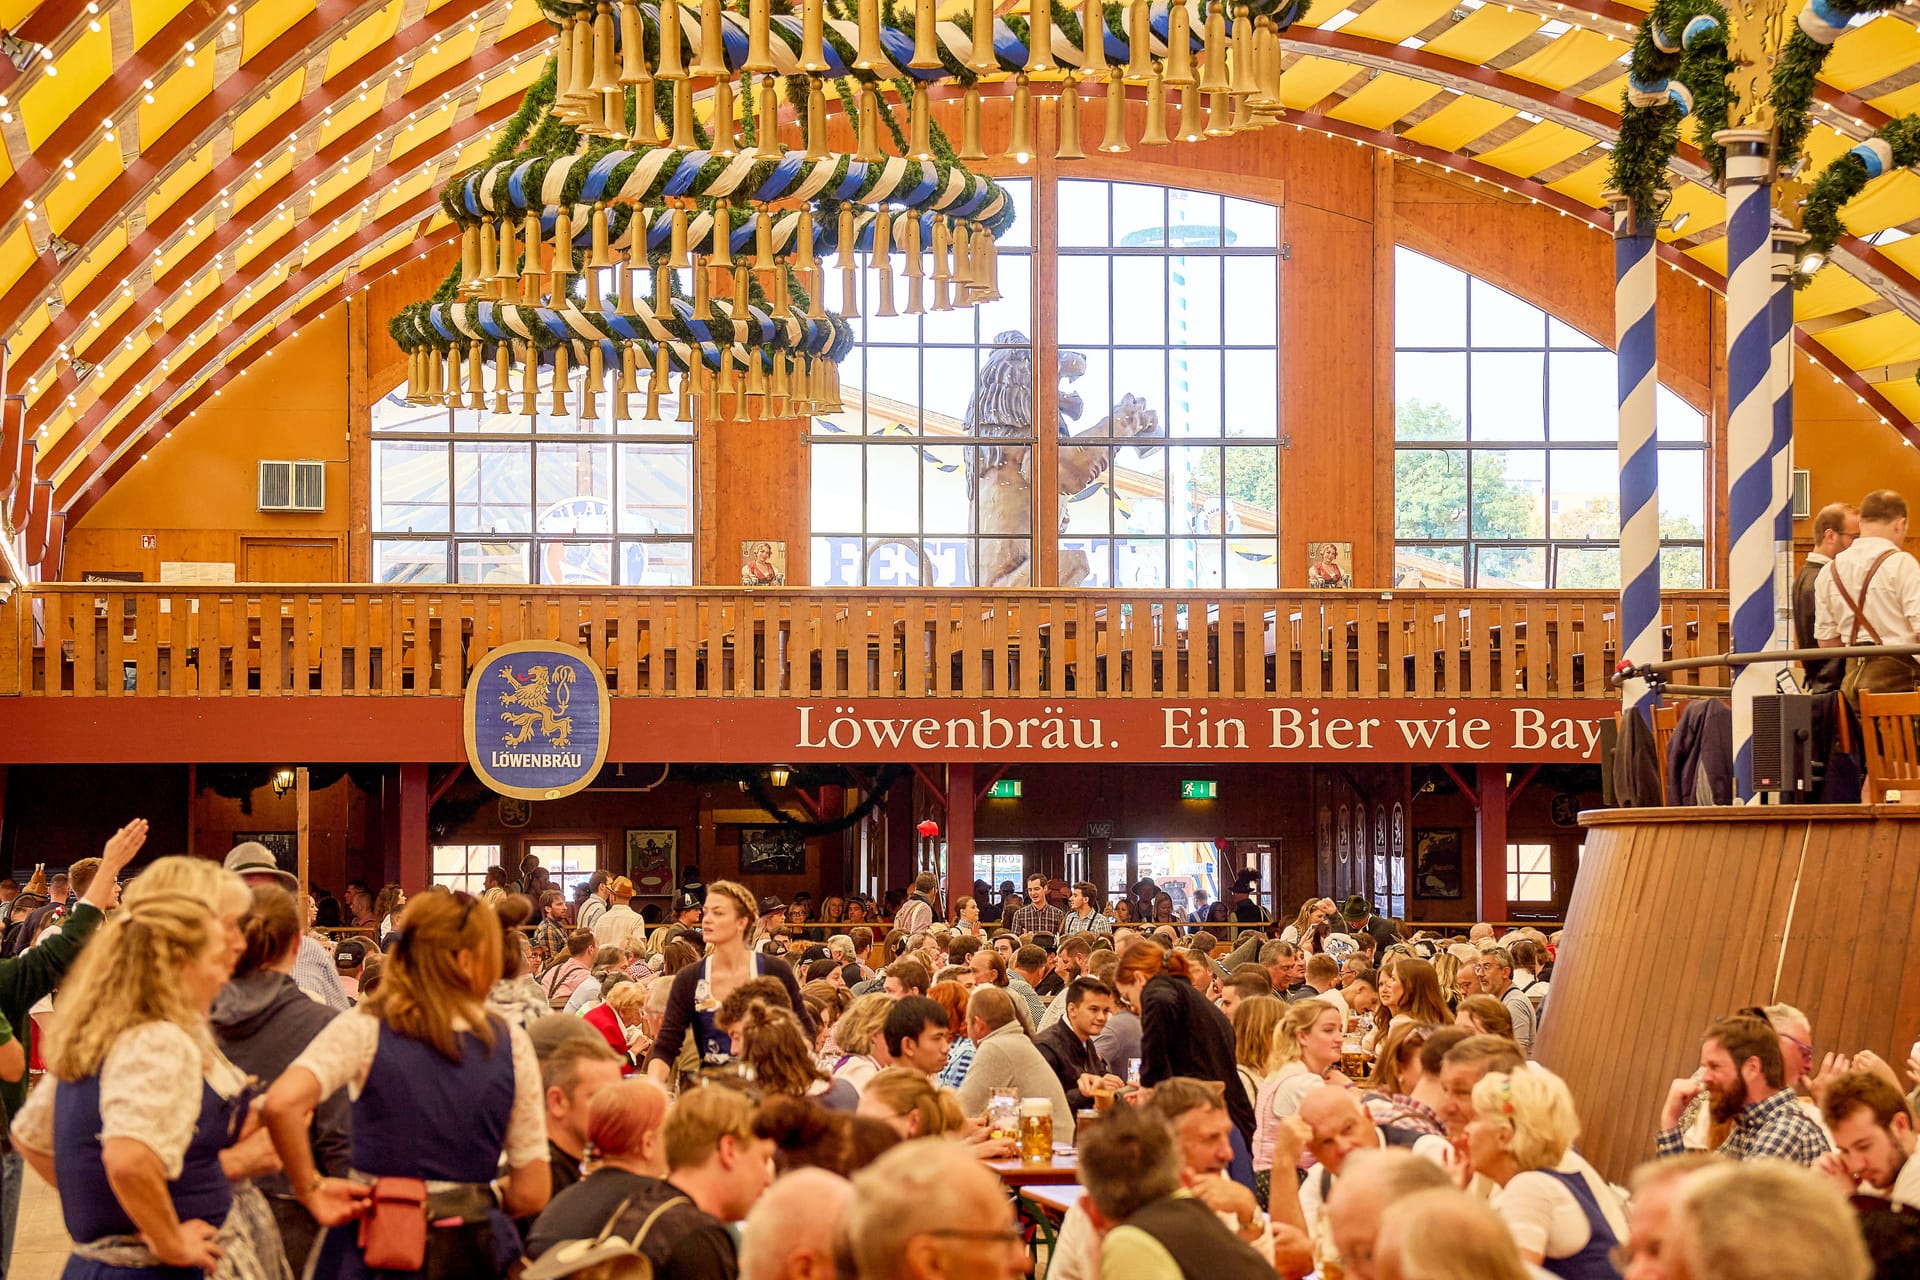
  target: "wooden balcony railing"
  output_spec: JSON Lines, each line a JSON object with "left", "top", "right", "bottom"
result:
{"left": 0, "top": 586, "right": 1731, "bottom": 701}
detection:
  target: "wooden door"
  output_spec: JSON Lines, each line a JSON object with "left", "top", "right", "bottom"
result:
{"left": 240, "top": 538, "right": 340, "bottom": 583}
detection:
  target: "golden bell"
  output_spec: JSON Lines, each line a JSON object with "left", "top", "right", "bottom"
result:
{"left": 669, "top": 205, "right": 691, "bottom": 268}
{"left": 840, "top": 258, "right": 859, "bottom": 316}
{"left": 772, "top": 351, "right": 793, "bottom": 399}
{"left": 1081, "top": 0, "right": 1108, "bottom": 76}
{"left": 836, "top": 206, "right": 858, "bottom": 269}
{"left": 711, "top": 76, "right": 737, "bottom": 155}
{"left": 855, "top": 83, "right": 882, "bottom": 161}
{"left": 590, "top": 205, "right": 614, "bottom": 268}
{"left": 551, "top": 208, "right": 574, "bottom": 295}
{"left": 554, "top": 21, "right": 578, "bottom": 115}
{"left": 635, "top": 79, "right": 657, "bottom": 141}
{"left": 911, "top": 0, "right": 940, "bottom": 67}
{"left": 1205, "top": 89, "right": 1233, "bottom": 135}
{"left": 960, "top": 85, "right": 986, "bottom": 161}
{"left": 745, "top": 353, "right": 768, "bottom": 398}
{"left": 952, "top": 219, "right": 973, "bottom": 284}
{"left": 479, "top": 222, "right": 499, "bottom": 295}
{"left": 493, "top": 344, "right": 512, "bottom": 414}
{"left": 676, "top": 368, "right": 696, "bottom": 421}
{"left": 467, "top": 345, "right": 485, "bottom": 410}
{"left": 1100, "top": 70, "right": 1130, "bottom": 151}
{"left": 746, "top": 0, "right": 775, "bottom": 72}
{"left": 872, "top": 210, "right": 893, "bottom": 272}
{"left": 584, "top": 344, "right": 604, "bottom": 418}
{"left": 552, "top": 345, "right": 571, "bottom": 416}
{"left": 1164, "top": 4, "right": 1195, "bottom": 86}
{"left": 459, "top": 225, "right": 482, "bottom": 292}
{"left": 520, "top": 343, "right": 539, "bottom": 412}
{"left": 1125, "top": 0, "right": 1152, "bottom": 80}
{"left": 1025, "top": 0, "right": 1055, "bottom": 73}
{"left": 805, "top": 79, "right": 828, "bottom": 158}
{"left": 653, "top": 265, "right": 673, "bottom": 319}
{"left": 692, "top": 256, "right": 710, "bottom": 312}
{"left": 754, "top": 211, "right": 775, "bottom": 271}
{"left": 619, "top": 0, "right": 650, "bottom": 83}
{"left": 716, "top": 346, "right": 737, "bottom": 397}
{"left": 1230, "top": 80, "right": 1254, "bottom": 130}
{"left": 854, "top": 0, "right": 884, "bottom": 70}
{"left": 796, "top": 210, "right": 818, "bottom": 277}
{"left": 670, "top": 77, "right": 696, "bottom": 148}
{"left": 1140, "top": 68, "right": 1170, "bottom": 145}
{"left": 711, "top": 200, "right": 735, "bottom": 268}
{"left": 1005, "top": 74, "right": 1034, "bottom": 162}
{"left": 876, "top": 267, "right": 896, "bottom": 317}
{"left": 566, "top": 14, "right": 595, "bottom": 108}
{"left": 969, "top": 0, "right": 998, "bottom": 72}
{"left": 591, "top": 2, "right": 620, "bottom": 96}
{"left": 580, "top": 76, "right": 608, "bottom": 134}
{"left": 1057, "top": 75, "right": 1086, "bottom": 158}
{"left": 1229, "top": 5, "right": 1253, "bottom": 96}
{"left": 1198, "top": 4, "right": 1229, "bottom": 94}
{"left": 800, "top": 0, "right": 828, "bottom": 71}
{"left": 657, "top": 0, "right": 686, "bottom": 78}
{"left": 908, "top": 82, "right": 933, "bottom": 160}
{"left": 615, "top": 258, "right": 638, "bottom": 316}
{"left": 1178, "top": 83, "right": 1206, "bottom": 140}
{"left": 691, "top": 0, "right": 728, "bottom": 76}
{"left": 495, "top": 215, "right": 518, "bottom": 282}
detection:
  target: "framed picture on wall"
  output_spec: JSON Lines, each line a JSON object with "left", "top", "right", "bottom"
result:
{"left": 1412, "top": 828, "right": 1464, "bottom": 900}
{"left": 233, "top": 832, "right": 298, "bottom": 876}
{"left": 739, "top": 827, "right": 806, "bottom": 875}
{"left": 624, "top": 829, "right": 677, "bottom": 897}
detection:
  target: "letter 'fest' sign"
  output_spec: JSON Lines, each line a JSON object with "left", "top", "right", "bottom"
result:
{"left": 464, "top": 641, "right": 611, "bottom": 800}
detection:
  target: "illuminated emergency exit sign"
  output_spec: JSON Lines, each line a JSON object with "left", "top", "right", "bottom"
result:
{"left": 987, "top": 779, "right": 1023, "bottom": 798}
{"left": 1180, "top": 780, "right": 1219, "bottom": 800}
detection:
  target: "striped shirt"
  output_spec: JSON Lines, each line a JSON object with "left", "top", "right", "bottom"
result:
{"left": 1657, "top": 1086, "right": 1830, "bottom": 1166}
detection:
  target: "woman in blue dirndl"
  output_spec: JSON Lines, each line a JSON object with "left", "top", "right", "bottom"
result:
{"left": 264, "top": 891, "right": 550, "bottom": 1280}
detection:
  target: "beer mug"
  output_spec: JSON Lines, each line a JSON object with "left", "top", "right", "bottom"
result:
{"left": 1341, "top": 1035, "right": 1368, "bottom": 1081}
{"left": 987, "top": 1087, "right": 1020, "bottom": 1143}
{"left": 1018, "top": 1097, "right": 1053, "bottom": 1164}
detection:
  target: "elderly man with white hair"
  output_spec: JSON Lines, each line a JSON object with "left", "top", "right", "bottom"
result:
{"left": 739, "top": 1168, "right": 854, "bottom": 1280}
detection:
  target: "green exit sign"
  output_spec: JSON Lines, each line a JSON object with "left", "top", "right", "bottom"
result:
{"left": 987, "top": 779, "right": 1023, "bottom": 799}
{"left": 1180, "top": 780, "right": 1219, "bottom": 800}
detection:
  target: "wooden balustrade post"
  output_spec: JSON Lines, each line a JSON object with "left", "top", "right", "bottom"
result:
{"left": 1475, "top": 764, "right": 1510, "bottom": 923}
{"left": 296, "top": 766, "right": 311, "bottom": 903}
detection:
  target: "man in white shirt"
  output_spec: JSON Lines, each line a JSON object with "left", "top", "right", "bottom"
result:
{"left": 1298, "top": 1084, "right": 1456, "bottom": 1266}
{"left": 1814, "top": 487, "right": 1920, "bottom": 694}
{"left": 1796, "top": 502, "right": 1859, "bottom": 693}
{"left": 590, "top": 876, "right": 640, "bottom": 947}
{"left": 1301, "top": 954, "right": 1351, "bottom": 1023}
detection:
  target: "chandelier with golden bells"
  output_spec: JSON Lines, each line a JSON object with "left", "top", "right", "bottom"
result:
{"left": 390, "top": 0, "right": 1311, "bottom": 424}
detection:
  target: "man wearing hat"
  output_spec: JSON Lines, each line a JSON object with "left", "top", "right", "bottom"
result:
{"left": 751, "top": 896, "right": 787, "bottom": 950}
{"left": 224, "top": 842, "right": 349, "bottom": 1011}
{"left": 1227, "top": 870, "right": 1268, "bottom": 924}
{"left": 1340, "top": 895, "right": 1398, "bottom": 955}
{"left": 590, "top": 875, "right": 641, "bottom": 948}
{"left": 673, "top": 890, "right": 703, "bottom": 932}
{"left": 334, "top": 936, "right": 373, "bottom": 1003}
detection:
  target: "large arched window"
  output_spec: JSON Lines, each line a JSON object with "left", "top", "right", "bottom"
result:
{"left": 370, "top": 370, "right": 695, "bottom": 585}
{"left": 809, "top": 177, "right": 1282, "bottom": 587}
{"left": 1393, "top": 246, "right": 1707, "bottom": 589}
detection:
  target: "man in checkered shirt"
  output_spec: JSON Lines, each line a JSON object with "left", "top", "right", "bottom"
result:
{"left": 1655, "top": 1013, "right": 1831, "bottom": 1166}
{"left": 1010, "top": 873, "right": 1064, "bottom": 936}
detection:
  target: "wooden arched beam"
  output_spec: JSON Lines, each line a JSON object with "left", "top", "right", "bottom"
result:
{"left": 0, "top": 0, "right": 536, "bottom": 395}
{"left": 24, "top": 39, "right": 539, "bottom": 458}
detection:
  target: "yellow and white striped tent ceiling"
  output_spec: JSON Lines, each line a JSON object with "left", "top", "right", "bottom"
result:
{"left": 0, "top": 0, "right": 1916, "bottom": 517}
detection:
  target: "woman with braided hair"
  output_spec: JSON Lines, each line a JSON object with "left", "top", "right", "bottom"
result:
{"left": 263, "top": 891, "right": 550, "bottom": 1280}
{"left": 11, "top": 858, "right": 288, "bottom": 1279}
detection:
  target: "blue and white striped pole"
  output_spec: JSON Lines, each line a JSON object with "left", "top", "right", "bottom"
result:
{"left": 1770, "top": 230, "right": 1806, "bottom": 657}
{"left": 1718, "top": 128, "right": 1776, "bottom": 800}
{"left": 1610, "top": 191, "right": 1661, "bottom": 724}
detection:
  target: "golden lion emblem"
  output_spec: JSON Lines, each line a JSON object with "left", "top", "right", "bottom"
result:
{"left": 497, "top": 663, "right": 577, "bottom": 749}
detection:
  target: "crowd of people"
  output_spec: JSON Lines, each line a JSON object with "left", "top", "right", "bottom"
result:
{"left": 1, "top": 835, "right": 1914, "bottom": 1280}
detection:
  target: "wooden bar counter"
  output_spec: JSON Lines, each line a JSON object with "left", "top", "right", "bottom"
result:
{"left": 1538, "top": 804, "right": 1920, "bottom": 1181}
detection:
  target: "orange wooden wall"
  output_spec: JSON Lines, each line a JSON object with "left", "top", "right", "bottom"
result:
{"left": 64, "top": 110, "right": 1915, "bottom": 587}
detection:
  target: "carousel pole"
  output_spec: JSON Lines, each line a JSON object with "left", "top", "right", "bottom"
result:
{"left": 1770, "top": 227, "right": 1808, "bottom": 655}
{"left": 1609, "top": 191, "right": 1661, "bottom": 725}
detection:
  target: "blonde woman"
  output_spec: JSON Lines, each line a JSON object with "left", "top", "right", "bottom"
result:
{"left": 1432, "top": 950, "right": 1463, "bottom": 1004}
{"left": 1250, "top": 997, "right": 1342, "bottom": 1207}
{"left": 856, "top": 1066, "right": 969, "bottom": 1139}
{"left": 646, "top": 880, "right": 812, "bottom": 1083}
{"left": 1465, "top": 1063, "right": 1627, "bottom": 1276}
{"left": 11, "top": 865, "right": 283, "bottom": 1277}
{"left": 1232, "top": 994, "right": 1289, "bottom": 1106}
{"left": 736, "top": 1000, "right": 858, "bottom": 1107}
{"left": 827, "top": 993, "right": 896, "bottom": 1095}
{"left": 264, "top": 892, "right": 551, "bottom": 1279}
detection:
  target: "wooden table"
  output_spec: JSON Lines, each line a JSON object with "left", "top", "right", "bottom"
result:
{"left": 1019, "top": 1182, "right": 1084, "bottom": 1214}
{"left": 985, "top": 1151, "right": 1080, "bottom": 1186}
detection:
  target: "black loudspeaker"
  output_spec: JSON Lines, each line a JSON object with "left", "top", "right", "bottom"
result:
{"left": 1753, "top": 694, "right": 1815, "bottom": 795}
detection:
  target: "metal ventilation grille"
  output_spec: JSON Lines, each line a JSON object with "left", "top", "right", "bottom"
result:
{"left": 258, "top": 460, "right": 325, "bottom": 513}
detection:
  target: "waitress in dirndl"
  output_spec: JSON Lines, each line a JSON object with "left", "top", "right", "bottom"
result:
{"left": 645, "top": 881, "right": 811, "bottom": 1084}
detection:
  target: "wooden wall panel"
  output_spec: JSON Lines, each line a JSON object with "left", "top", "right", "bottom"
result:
{"left": 1538, "top": 807, "right": 1920, "bottom": 1182}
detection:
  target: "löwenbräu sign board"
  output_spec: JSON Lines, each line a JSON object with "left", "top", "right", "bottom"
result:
{"left": 465, "top": 641, "right": 611, "bottom": 799}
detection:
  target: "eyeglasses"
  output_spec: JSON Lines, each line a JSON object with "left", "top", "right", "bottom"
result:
{"left": 925, "top": 1228, "right": 1027, "bottom": 1252}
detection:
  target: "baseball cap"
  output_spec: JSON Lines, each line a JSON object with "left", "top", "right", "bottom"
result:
{"left": 334, "top": 937, "right": 371, "bottom": 971}
{"left": 223, "top": 842, "right": 298, "bottom": 893}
